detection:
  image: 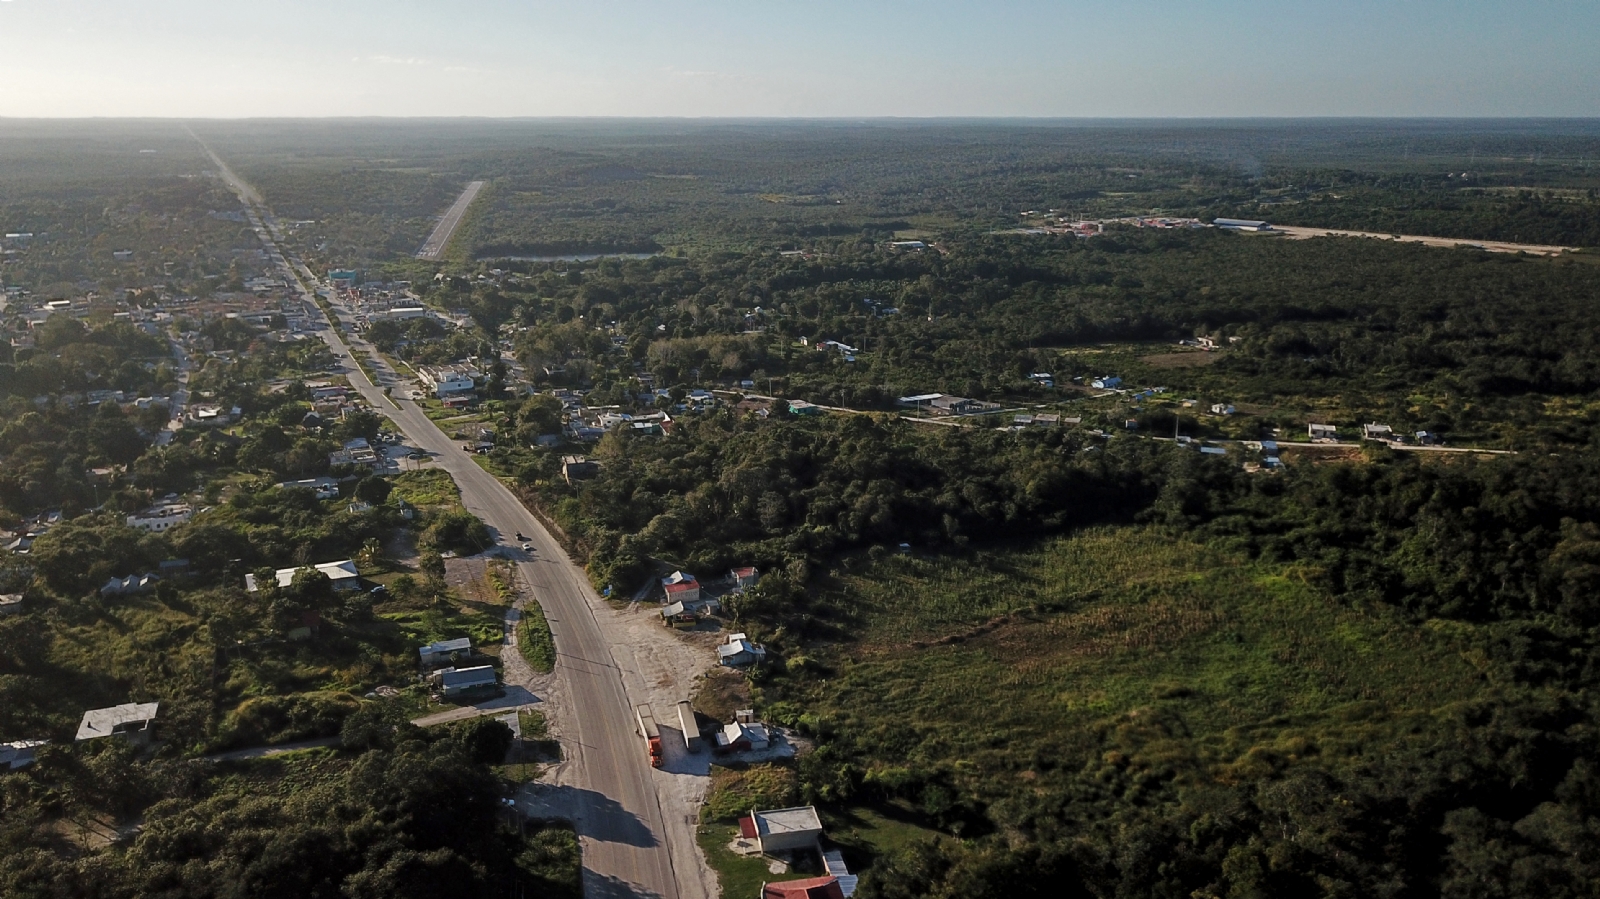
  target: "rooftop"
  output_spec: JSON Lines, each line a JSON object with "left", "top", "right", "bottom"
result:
{"left": 753, "top": 806, "right": 824, "bottom": 837}
{"left": 763, "top": 877, "right": 845, "bottom": 899}
{"left": 76, "top": 702, "right": 159, "bottom": 741}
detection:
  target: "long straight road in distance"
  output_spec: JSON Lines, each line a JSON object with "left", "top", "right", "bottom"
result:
{"left": 196, "top": 138, "right": 690, "bottom": 899}
{"left": 417, "top": 180, "right": 485, "bottom": 260}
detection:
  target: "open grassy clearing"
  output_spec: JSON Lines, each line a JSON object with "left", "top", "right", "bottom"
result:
{"left": 389, "top": 468, "right": 462, "bottom": 510}
{"left": 799, "top": 526, "right": 1486, "bottom": 777}
{"left": 697, "top": 825, "right": 818, "bottom": 899}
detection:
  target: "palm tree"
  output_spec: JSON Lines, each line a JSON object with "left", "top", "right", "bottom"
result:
{"left": 358, "top": 538, "right": 384, "bottom": 569}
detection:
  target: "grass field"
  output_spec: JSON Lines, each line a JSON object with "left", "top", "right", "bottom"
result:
{"left": 697, "top": 825, "right": 819, "bottom": 899}
{"left": 389, "top": 469, "right": 461, "bottom": 509}
{"left": 796, "top": 526, "right": 1486, "bottom": 787}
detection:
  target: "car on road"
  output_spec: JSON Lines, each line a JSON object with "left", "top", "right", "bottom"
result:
{"left": 521, "top": 543, "right": 533, "bottom": 552}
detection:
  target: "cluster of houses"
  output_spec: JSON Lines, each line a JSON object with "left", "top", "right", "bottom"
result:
{"left": 654, "top": 567, "right": 762, "bottom": 632}
{"left": 327, "top": 274, "right": 428, "bottom": 328}
{"left": 0, "top": 510, "right": 63, "bottom": 554}
{"left": 418, "top": 636, "right": 500, "bottom": 698}
{"left": 1307, "top": 422, "right": 1439, "bottom": 446}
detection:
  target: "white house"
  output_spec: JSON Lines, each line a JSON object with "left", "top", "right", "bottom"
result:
{"left": 418, "top": 364, "right": 478, "bottom": 398}
{"left": 245, "top": 560, "right": 361, "bottom": 592}
{"left": 715, "top": 719, "right": 772, "bottom": 754}
{"left": 126, "top": 502, "right": 193, "bottom": 532}
{"left": 718, "top": 632, "right": 767, "bottom": 667}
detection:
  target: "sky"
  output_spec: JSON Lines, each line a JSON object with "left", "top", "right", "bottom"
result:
{"left": 0, "top": 0, "right": 1596, "bottom": 118}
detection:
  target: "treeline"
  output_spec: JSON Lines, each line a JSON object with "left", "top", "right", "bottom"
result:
{"left": 545, "top": 413, "right": 1168, "bottom": 591}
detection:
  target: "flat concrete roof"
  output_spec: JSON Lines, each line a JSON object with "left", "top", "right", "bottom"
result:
{"left": 76, "top": 702, "right": 159, "bottom": 741}
{"left": 754, "top": 806, "right": 823, "bottom": 837}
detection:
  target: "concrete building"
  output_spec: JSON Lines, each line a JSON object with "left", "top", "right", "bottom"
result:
{"left": 329, "top": 437, "right": 380, "bottom": 468}
{"left": 76, "top": 702, "right": 159, "bottom": 744}
{"left": 0, "top": 593, "right": 22, "bottom": 616}
{"left": 418, "top": 364, "right": 478, "bottom": 398}
{"left": 562, "top": 456, "right": 600, "bottom": 484}
{"left": 741, "top": 806, "right": 824, "bottom": 854}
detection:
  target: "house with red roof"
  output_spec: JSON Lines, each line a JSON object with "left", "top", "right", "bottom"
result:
{"left": 762, "top": 876, "right": 845, "bottom": 899}
{"left": 664, "top": 580, "right": 701, "bottom": 604}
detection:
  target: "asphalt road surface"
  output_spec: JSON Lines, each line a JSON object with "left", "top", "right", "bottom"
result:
{"left": 197, "top": 140, "right": 687, "bottom": 899}
{"left": 417, "top": 180, "right": 486, "bottom": 260}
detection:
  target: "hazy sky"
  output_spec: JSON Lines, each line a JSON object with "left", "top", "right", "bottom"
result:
{"left": 0, "top": 0, "right": 1595, "bottom": 118}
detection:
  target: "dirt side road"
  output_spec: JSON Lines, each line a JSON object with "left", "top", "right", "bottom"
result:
{"left": 1271, "top": 225, "right": 1574, "bottom": 256}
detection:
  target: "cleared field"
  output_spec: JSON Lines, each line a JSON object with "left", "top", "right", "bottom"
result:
{"left": 1138, "top": 350, "right": 1222, "bottom": 369}
{"left": 804, "top": 528, "right": 1486, "bottom": 771}
{"left": 1273, "top": 224, "right": 1572, "bottom": 256}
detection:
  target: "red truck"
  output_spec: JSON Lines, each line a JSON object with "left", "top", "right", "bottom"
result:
{"left": 635, "top": 704, "right": 663, "bottom": 767}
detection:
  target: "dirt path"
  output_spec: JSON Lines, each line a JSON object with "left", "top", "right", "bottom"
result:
{"left": 1272, "top": 225, "right": 1574, "bottom": 256}
{"left": 205, "top": 736, "right": 340, "bottom": 761}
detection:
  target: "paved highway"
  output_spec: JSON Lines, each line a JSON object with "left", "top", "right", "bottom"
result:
{"left": 195, "top": 137, "right": 689, "bottom": 899}
{"left": 418, "top": 180, "right": 486, "bottom": 260}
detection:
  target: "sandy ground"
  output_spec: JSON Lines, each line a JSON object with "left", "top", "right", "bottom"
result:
{"left": 1271, "top": 225, "right": 1573, "bottom": 256}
